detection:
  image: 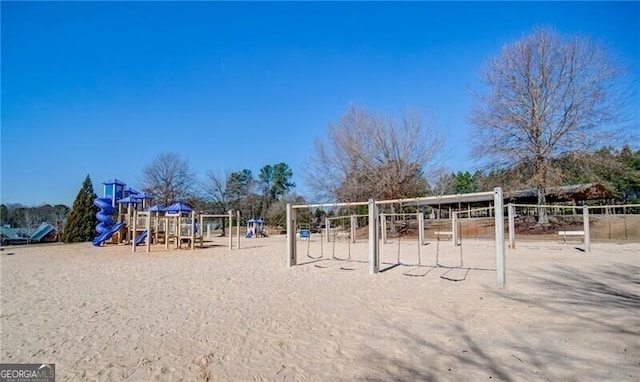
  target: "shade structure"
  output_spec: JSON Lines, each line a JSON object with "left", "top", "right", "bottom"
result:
{"left": 117, "top": 196, "right": 139, "bottom": 204}
{"left": 103, "top": 179, "right": 127, "bottom": 186}
{"left": 133, "top": 192, "right": 154, "bottom": 201}
{"left": 166, "top": 202, "right": 192, "bottom": 213}
{"left": 125, "top": 187, "right": 140, "bottom": 195}
{"left": 146, "top": 204, "right": 166, "bottom": 212}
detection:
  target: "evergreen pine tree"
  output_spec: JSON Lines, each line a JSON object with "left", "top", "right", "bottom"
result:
{"left": 62, "top": 175, "right": 99, "bottom": 242}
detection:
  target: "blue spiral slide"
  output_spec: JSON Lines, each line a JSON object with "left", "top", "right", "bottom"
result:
{"left": 93, "top": 198, "right": 125, "bottom": 246}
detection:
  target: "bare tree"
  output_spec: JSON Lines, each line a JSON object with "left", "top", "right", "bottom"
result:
{"left": 429, "top": 171, "right": 455, "bottom": 219}
{"left": 307, "top": 105, "right": 443, "bottom": 203}
{"left": 470, "top": 27, "right": 628, "bottom": 224}
{"left": 23, "top": 209, "right": 40, "bottom": 244}
{"left": 140, "top": 153, "right": 195, "bottom": 206}
{"left": 53, "top": 204, "right": 70, "bottom": 242}
{"left": 265, "top": 193, "right": 307, "bottom": 229}
{"left": 202, "top": 169, "right": 232, "bottom": 214}
{"left": 431, "top": 171, "right": 456, "bottom": 196}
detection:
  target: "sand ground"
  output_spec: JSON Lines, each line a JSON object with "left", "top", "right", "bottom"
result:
{"left": 1, "top": 235, "right": 638, "bottom": 381}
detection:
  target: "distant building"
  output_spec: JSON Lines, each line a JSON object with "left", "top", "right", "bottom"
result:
{"left": 505, "top": 183, "right": 615, "bottom": 205}
{"left": 424, "top": 183, "right": 616, "bottom": 219}
{"left": 0, "top": 223, "right": 59, "bottom": 246}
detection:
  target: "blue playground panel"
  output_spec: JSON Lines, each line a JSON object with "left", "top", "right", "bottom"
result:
{"left": 298, "top": 229, "right": 310, "bottom": 239}
{"left": 103, "top": 179, "right": 126, "bottom": 203}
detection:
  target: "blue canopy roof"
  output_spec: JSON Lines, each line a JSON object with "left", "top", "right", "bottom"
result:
{"left": 133, "top": 192, "right": 154, "bottom": 200}
{"left": 117, "top": 196, "right": 139, "bottom": 204}
{"left": 146, "top": 205, "right": 166, "bottom": 212}
{"left": 247, "top": 218, "right": 264, "bottom": 224}
{"left": 166, "top": 202, "right": 192, "bottom": 213}
{"left": 103, "top": 179, "right": 127, "bottom": 186}
{"left": 125, "top": 187, "right": 140, "bottom": 195}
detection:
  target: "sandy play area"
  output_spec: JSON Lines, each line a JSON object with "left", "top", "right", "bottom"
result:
{"left": 1, "top": 235, "right": 638, "bottom": 381}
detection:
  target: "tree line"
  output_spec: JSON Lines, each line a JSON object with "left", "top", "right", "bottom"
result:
{"left": 4, "top": 26, "right": 638, "bottom": 240}
{"left": 438, "top": 145, "right": 640, "bottom": 203}
{"left": 5, "top": 142, "right": 637, "bottom": 242}
{"left": 138, "top": 152, "right": 297, "bottom": 228}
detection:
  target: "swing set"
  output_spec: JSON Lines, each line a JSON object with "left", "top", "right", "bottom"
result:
{"left": 286, "top": 189, "right": 507, "bottom": 287}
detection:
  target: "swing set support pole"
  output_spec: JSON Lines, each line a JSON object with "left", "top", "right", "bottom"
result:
{"left": 287, "top": 204, "right": 297, "bottom": 267}
{"left": 494, "top": 187, "right": 506, "bottom": 288}
{"left": 368, "top": 199, "right": 379, "bottom": 274}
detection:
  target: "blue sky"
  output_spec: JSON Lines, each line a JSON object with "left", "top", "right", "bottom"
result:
{"left": 2, "top": 1, "right": 638, "bottom": 206}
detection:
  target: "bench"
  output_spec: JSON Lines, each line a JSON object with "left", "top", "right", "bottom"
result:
{"left": 558, "top": 231, "right": 585, "bottom": 243}
{"left": 433, "top": 231, "right": 453, "bottom": 240}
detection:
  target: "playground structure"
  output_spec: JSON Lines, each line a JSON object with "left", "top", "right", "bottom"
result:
{"left": 93, "top": 179, "right": 128, "bottom": 246}
{"left": 245, "top": 218, "right": 268, "bottom": 238}
{"left": 93, "top": 179, "right": 241, "bottom": 251}
{"left": 130, "top": 208, "right": 241, "bottom": 253}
